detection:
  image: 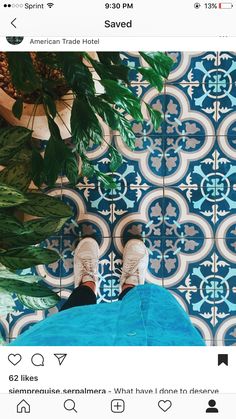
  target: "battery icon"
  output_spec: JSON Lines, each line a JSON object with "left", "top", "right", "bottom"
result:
{"left": 219, "top": 2, "right": 233, "bottom": 7}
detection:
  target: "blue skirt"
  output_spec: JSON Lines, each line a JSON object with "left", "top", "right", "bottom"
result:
{"left": 10, "top": 284, "right": 205, "bottom": 346}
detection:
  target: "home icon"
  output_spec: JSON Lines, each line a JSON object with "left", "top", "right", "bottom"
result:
{"left": 17, "top": 399, "right": 30, "bottom": 414}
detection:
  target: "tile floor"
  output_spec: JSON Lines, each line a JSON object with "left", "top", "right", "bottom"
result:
{"left": 1, "top": 51, "right": 236, "bottom": 345}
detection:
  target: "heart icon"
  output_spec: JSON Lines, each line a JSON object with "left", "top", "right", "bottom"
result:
{"left": 158, "top": 400, "right": 172, "bottom": 412}
{"left": 8, "top": 354, "right": 22, "bottom": 366}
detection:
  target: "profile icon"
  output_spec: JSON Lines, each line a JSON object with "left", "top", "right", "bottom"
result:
{"left": 206, "top": 399, "right": 218, "bottom": 413}
{"left": 6, "top": 36, "right": 24, "bottom": 45}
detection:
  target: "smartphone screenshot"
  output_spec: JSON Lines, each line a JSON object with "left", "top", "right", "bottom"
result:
{"left": 0, "top": 0, "right": 235, "bottom": 417}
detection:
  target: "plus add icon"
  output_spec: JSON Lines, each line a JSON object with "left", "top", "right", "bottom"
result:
{"left": 111, "top": 399, "right": 125, "bottom": 413}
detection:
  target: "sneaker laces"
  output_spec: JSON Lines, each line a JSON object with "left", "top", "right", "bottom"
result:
{"left": 80, "top": 258, "right": 98, "bottom": 282}
{"left": 122, "top": 258, "right": 140, "bottom": 280}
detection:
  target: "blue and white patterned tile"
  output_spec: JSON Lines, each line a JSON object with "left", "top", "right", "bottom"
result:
{"left": 164, "top": 83, "right": 219, "bottom": 129}
{"left": 214, "top": 275, "right": 236, "bottom": 323}
{"left": 8, "top": 304, "right": 60, "bottom": 339}
{"left": 169, "top": 240, "right": 236, "bottom": 332}
{"left": 217, "top": 51, "right": 236, "bottom": 76}
{"left": 173, "top": 186, "right": 236, "bottom": 238}
{"left": 217, "top": 110, "right": 236, "bottom": 138}
{"left": 163, "top": 188, "right": 214, "bottom": 239}
{"left": 113, "top": 188, "right": 164, "bottom": 239}
{"left": 114, "top": 136, "right": 165, "bottom": 186}
{"left": 163, "top": 135, "right": 217, "bottom": 188}
{"left": 167, "top": 186, "right": 217, "bottom": 235}
{"left": 0, "top": 317, "right": 9, "bottom": 344}
{"left": 36, "top": 236, "right": 62, "bottom": 288}
{"left": 162, "top": 237, "right": 213, "bottom": 285}
{"left": 214, "top": 137, "right": 236, "bottom": 184}
{"left": 114, "top": 235, "right": 215, "bottom": 290}
{"left": 98, "top": 249, "right": 121, "bottom": 303}
{"left": 120, "top": 51, "right": 144, "bottom": 83}
{"left": 214, "top": 317, "right": 236, "bottom": 346}
{"left": 163, "top": 86, "right": 216, "bottom": 135}
{"left": 210, "top": 239, "right": 236, "bottom": 338}
{"left": 168, "top": 288, "right": 214, "bottom": 343}
{"left": 166, "top": 52, "right": 218, "bottom": 85}
{"left": 162, "top": 237, "right": 214, "bottom": 289}
{"left": 60, "top": 187, "right": 112, "bottom": 239}
{"left": 7, "top": 51, "right": 236, "bottom": 346}
{"left": 125, "top": 85, "right": 167, "bottom": 138}
{"left": 113, "top": 186, "right": 214, "bottom": 240}
{"left": 216, "top": 208, "right": 236, "bottom": 241}
{"left": 165, "top": 138, "right": 235, "bottom": 190}
{"left": 167, "top": 245, "right": 216, "bottom": 290}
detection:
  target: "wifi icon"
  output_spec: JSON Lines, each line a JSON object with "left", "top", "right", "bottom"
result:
{"left": 47, "top": 2, "right": 54, "bottom": 8}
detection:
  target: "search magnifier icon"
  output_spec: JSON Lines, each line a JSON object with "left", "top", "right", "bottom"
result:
{"left": 64, "top": 399, "right": 77, "bottom": 413}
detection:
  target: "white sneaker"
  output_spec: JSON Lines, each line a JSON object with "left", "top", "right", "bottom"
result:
{"left": 120, "top": 239, "right": 149, "bottom": 288}
{"left": 74, "top": 238, "right": 100, "bottom": 288}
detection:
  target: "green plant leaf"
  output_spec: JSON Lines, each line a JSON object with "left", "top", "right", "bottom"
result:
{"left": 64, "top": 155, "right": 79, "bottom": 186}
{"left": 0, "top": 214, "right": 24, "bottom": 238}
{"left": 82, "top": 159, "right": 95, "bottom": 178}
{"left": 0, "top": 115, "right": 9, "bottom": 129}
{"left": 89, "top": 97, "right": 118, "bottom": 130}
{"left": 0, "top": 278, "right": 58, "bottom": 298}
{"left": 18, "top": 193, "right": 73, "bottom": 218}
{"left": 146, "top": 104, "right": 163, "bottom": 131}
{"left": 97, "top": 172, "right": 116, "bottom": 190}
{"left": 139, "top": 52, "right": 173, "bottom": 78}
{"left": 6, "top": 52, "right": 41, "bottom": 93}
{"left": 109, "top": 148, "right": 123, "bottom": 172}
{"left": 31, "top": 149, "right": 45, "bottom": 187}
{"left": 2, "top": 217, "right": 68, "bottom": 248}
{"left": 81, "top": 158, "right": 116, "bottom": 189}
{"left": 0, "top": 161, "right": 32, "bottom": 192}
{"left": 12, "top": 98, "right": 24, "bottom": 120}
{"left": 8, "top": 145, "right": 32, "bottom": 164}
{"left": 43, "top": 94, "right": 57, "bottom": 118}
{"left": 57, "top": 52, "right": 95, "bottom": 95}
{"left": 0, "top": 247, "right": 59, "bottom": 270}
{"left": 71, "top": 97, "right": 103, "bottom": 148}
{"left": 100, "top": 80, "right": 143, "bottom": 121}
{"left": 0, "top": 267, "right": 42, "bottom": 284}
{"left": 17, "top": 294, "right": 60, "bottom": 309}
{"left": 97, "top": 52, "right": 121, "bottom": 65}
{"left": 88, "top": 57, "right": 130, "bottom": 83}
{"left": 138, "top": 67, "right": 164, "bottom": 92}
{"left": 0, "top": 183, "right": 28, "bottom": 208}
{"left": 104, "top": 64, "right": 130, "bottom": 83}
{"left": 116, "top": 114, "right": 136, "bottom": 149}
{"left": 44, "top": 116, "right": 71, "bottom": 185}
{"left": 25, "top": 217, "right": 68, "bottom": 237}
{"left": 0, "top": 127, "right": 31, "bottom": 165}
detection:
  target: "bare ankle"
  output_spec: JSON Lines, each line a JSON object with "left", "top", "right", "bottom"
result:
{"left": 122, "top": 283, "right": 135, "bottom": 292}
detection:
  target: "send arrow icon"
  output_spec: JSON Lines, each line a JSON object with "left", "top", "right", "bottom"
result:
{"left": 54, "top": 353, "right": 67, "bottom": 366}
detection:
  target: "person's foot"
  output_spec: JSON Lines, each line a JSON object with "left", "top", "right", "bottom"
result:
{"left": 120, "top": 239, "right": 149, "bottom": 289}
{"left": 74, "top": 238, "right": 100, "bottom": 289}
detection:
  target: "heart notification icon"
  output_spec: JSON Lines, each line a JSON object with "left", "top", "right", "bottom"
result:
{"left": 158, "top": 400, "right": 172, "bottom": 412}
{"left": 8, "top": 354, "right": 22, "bottom": 366}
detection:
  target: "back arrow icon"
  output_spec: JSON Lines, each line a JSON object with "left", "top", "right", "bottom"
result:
{"left": 11, "top": 18, "right": 17, "bottom": 28}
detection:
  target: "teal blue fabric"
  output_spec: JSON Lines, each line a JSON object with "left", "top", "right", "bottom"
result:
{"left": 10, "top": 284, "right": 205, "bottom": 346}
